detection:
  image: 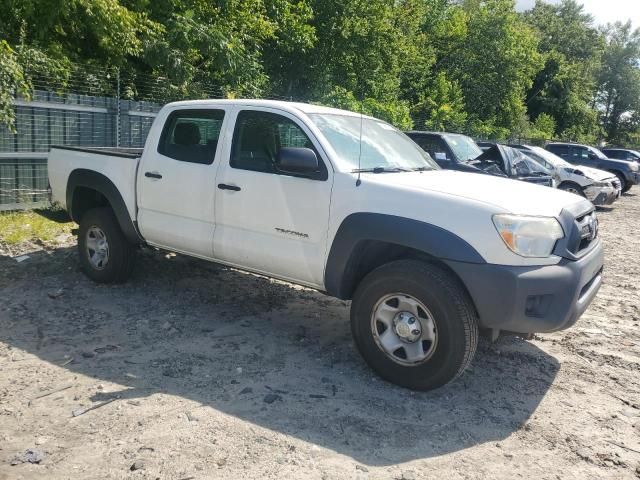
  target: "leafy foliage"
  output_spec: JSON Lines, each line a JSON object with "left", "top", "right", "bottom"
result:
{"left": 1, "top": 0, "right": 640, "bottom": 146}
{"left": 523, "top": 0, "right": 603, "bottom": 141}
{"left": 596, "top": 22, "right": 640, "bottom": 144}
{"left": 0, "top": 41, "right": 31, "bottom": 133}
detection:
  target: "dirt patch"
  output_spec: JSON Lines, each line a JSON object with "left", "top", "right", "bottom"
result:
{"left": 1, "top": 194, "right": 639, "bottom": 479}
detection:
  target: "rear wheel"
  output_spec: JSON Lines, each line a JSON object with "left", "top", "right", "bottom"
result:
{"left": 78, "top": 207, "right": 136, "bottom": 283}
{"left": 559, "top": 182, "right": 585, "bottom": 197}
{"left": 350, "top": 260, "right": 478, "bottom": 391}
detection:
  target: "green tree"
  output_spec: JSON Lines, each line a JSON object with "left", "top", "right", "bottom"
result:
{"left": 531, "top": 113, "right": 557, "bottom": 139}
{"left": 319, "top": 86, "right": 412, "bottom": 129}
{"left": 523, "top": 0, "right": 603, "bottom": 140}
{"left": 443, "top": 0, "right": 543, "bottom": 134}
{"left": 410, "top": 73, "right": 467, "bottom": 131}
{"left": 399, "top": 0, "right": 468, "bottom": 131}
{"left": 0, "top": 40, "right": 31, "bottom": 133}
{"left": 596, "top": 22, "right": 640, "bottom": 144}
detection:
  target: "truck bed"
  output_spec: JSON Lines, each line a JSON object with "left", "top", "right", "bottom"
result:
{"left": 48, "top": 146, "right": 141, "bottom": 221}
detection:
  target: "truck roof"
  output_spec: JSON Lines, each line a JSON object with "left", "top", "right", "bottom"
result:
{"left": 165, "top": 99, "right": 370, "bottom": 118}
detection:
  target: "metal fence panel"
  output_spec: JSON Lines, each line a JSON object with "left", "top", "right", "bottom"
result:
{"left": 0, "top": 89, "right": 161, "bottom": 211}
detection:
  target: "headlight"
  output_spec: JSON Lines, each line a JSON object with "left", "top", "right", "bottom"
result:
{"left": 492, "top": 214, "right": 564, "bottom": 257}
{"left": 630, "top": 161, "right": 639, "bottom": 172}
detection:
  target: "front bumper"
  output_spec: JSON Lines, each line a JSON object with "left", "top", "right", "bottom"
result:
{"left": 584, "top": 185, "right": 618, "bottom": 205}
{"left": 445, "top": 240, "right": 604, "bottom": 334}
{"left": 629, "top": 171, "right": 640, "bottom": 185}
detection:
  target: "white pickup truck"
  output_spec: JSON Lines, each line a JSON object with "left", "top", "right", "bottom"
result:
{"left": 48, "top": 100, "right": 604, "bottom": 391}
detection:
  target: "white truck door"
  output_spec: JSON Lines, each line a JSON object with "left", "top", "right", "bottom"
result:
{"left": 213, "top": 108, "right": 333, "bottom": 287}
{"left": 137, "top": 107, "right": 229, "bottom": 257}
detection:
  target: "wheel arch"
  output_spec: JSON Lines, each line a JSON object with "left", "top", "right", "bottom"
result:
{"left": 324, "top": 213, "right": 485, "bottom": 301}
{"left": 607, "top": 169, "right": 626, "bottom": 181}
{"left": 558, "top": 180, "right": 584, "bottom": 191}
{"left": 66, "top": 169, "right": 142, "bottom": 244}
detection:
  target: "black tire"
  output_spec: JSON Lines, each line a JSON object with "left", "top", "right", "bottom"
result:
{"left": 350, "top": 259, "right": 478, "bottom": 391}
{"left": 558, "top": 182, "right": 585, "bottom": 197}
{"left": 613, "top": 172, "right": 629, "bottom": 193}
{"left": 78, "top": 207, "right": 136, "bottom": 283}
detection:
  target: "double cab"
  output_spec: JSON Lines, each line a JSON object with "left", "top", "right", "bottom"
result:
{"left": 49, "top": 100, "right": 604, "bottom": 391}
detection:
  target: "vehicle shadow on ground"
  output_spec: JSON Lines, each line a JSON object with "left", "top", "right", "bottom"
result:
{"left": 0, "top": 247, "right": 559, "bottom": 466}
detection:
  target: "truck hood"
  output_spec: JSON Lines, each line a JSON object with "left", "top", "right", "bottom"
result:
{"left": 364, "top": 170, "right": 590, "bottom": 217}
{"left": 565, "top": 165, "right": 615, "bottom": 182}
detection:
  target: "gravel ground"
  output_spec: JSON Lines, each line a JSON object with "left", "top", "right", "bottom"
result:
{"left": 0, "top": 193, "right": 639, "bottom": 480}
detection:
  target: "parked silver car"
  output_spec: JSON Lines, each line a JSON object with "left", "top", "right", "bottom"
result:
{"left": 512, "top": 145, "right": 621, "bottom": 205}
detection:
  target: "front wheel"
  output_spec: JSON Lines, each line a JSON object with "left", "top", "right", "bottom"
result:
{"left": 78, "top": 207, "right": 136, "bottom": 283}
{"left": 613, "top": 172, "right": 630, "bottom": 193}
{"left": 350, "top": 260, "right": 478, "bottom": 391}
{"left": 559, "top": 182, "right": 585, "bottom": 197}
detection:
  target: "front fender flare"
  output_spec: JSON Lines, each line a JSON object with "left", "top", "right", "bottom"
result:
{"left": 324, "top": 213, "right": 486, "bottom": 299}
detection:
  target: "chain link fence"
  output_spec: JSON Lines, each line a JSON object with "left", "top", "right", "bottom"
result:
{"left": 0, "top": 81, "right": 165, "bottom": 210}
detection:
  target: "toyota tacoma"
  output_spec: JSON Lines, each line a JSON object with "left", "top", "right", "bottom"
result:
{"left": 48, "top": 100, "right": 604, "bottom": 391}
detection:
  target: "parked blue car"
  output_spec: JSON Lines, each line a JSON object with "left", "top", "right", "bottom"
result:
{"left": 546, "top": 142, "right": 640, "bottom": 193}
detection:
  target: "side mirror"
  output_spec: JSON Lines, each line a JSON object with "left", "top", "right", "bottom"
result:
{"left": 434, "top": 152, "right": 448, "bottom": 161}
{"left": 276, "top": 147, "right": 319, "bottom": 175}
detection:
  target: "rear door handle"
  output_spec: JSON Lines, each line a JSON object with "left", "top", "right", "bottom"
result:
{"left": 217, "top": 183, "right": 241, "bottom": 191}
{"left": 145, "top": 171, "right": 162, "bottom": 179}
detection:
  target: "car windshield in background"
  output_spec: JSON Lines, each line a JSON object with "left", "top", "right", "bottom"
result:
{"left": 515, "top": 152, "right": 551, "bottom": 175}
{"left": 444, "top": 134, "right": 483, "bottom": 162}
{"left": 527, "top": 146, "right": 572, "bottom": 168}
{"left": 309, "top": 114, "right": 438, "bottom": 171}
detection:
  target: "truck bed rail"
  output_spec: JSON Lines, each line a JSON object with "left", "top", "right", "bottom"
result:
{"left": 51, "top": 146, "right": 143, "bottom": 159}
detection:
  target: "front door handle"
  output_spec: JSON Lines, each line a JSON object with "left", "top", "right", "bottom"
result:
{"left": 217, "top": 183, "right": 241, "bottom": 191}
{"left": 145, "top": 171, "right": 162, "bottom": 179}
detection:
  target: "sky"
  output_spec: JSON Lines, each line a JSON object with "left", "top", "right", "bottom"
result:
{"left": 515, "top": 0, "right": 640, "bottom": 29}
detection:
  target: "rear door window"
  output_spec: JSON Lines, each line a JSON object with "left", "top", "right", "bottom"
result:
{"left": 158, "top": 110, "right": 225, "bottom": 164}
{"left": 570, "top": 146, "right": 589, "bottom": 161}
{"left": 547, "top": 144, "right": 569, "bottom": 158}
{"left": 414, "top": 136, "right": 448, "bottom": 159}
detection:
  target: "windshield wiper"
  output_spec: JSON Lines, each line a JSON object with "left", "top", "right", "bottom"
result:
{"left": 351, "top": 166, "right": 410, "bottom": 173}
{"left": 411, "top": 166, "right": 433, "bottom": 171}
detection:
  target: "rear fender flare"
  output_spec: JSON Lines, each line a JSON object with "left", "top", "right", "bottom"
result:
{"left": 66, "top": 169, "right": 142, "bottom": 244}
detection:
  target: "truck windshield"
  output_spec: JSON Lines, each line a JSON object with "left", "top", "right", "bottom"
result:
{"left": 443, "top": 134, "right": 483, "bottom": 162}
{"left": 309, "top": 114, "right": 438, "bottom": 171}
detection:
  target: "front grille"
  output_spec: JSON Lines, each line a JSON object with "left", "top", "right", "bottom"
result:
{"left": 572, "top": 211, "right": 598, "bottom": 254}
